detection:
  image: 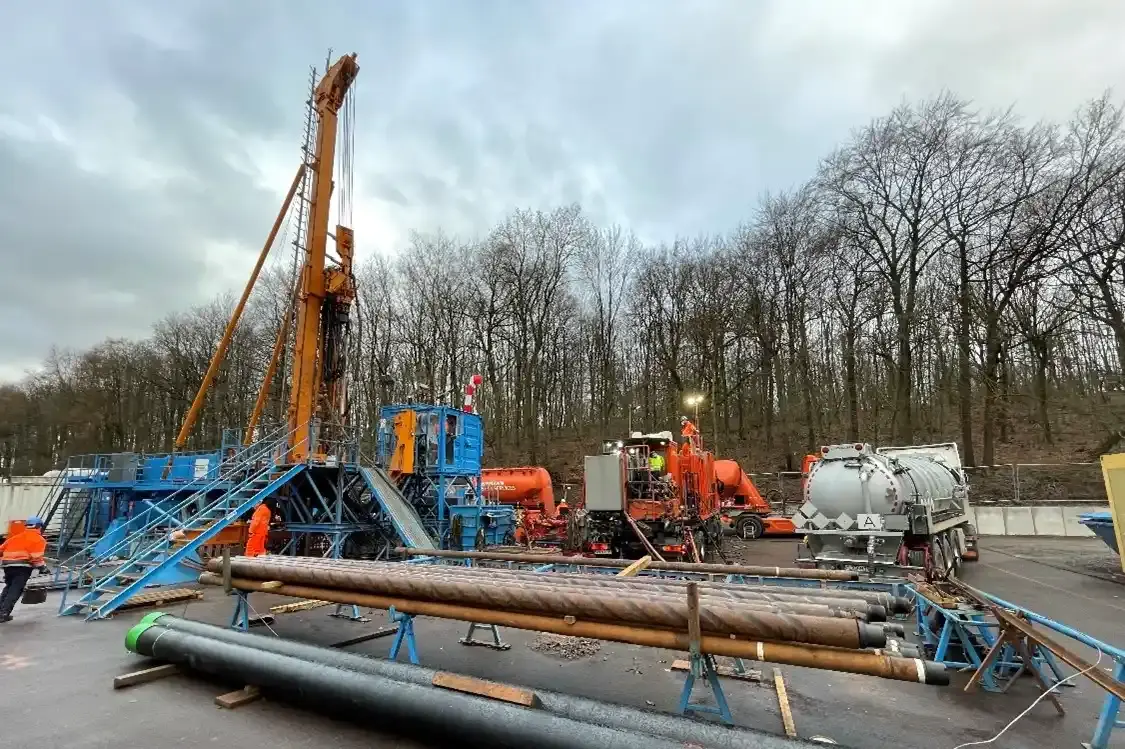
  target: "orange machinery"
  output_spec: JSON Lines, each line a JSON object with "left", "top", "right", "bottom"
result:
{"left": 481, "top": 467, "right": 564, "bottom": 544}
{"left": 714, "top": 459, "right": 797, "bottom": 538}
{"left": 581, "top": 432, "right": 723, "bottom": 560}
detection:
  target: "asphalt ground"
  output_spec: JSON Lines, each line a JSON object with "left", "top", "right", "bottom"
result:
{"left": 1, "top": 537, "right": 1122, "bottom": 748}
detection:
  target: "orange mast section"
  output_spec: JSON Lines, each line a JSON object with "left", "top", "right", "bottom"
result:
{"left": 286, "top": 54, "right": 359, "bottom": 463}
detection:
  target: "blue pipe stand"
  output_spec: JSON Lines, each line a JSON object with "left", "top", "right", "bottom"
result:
{"left": 329, "top": 603, "right": 369, "bottom": 622}
{"left": 229, "top": 591, "right": 250, "bottom": 632}
{"left": 459, "top": 622, "right": 510, "bottom": 650}
{"left": 677, "top": 652, "right": 734, "bottom": 725}
{"left": 387, "top": 606, "right": 419, "bottom": 665}
{"left": 1087, "top": 659, "right": 1125, "bottom": 749}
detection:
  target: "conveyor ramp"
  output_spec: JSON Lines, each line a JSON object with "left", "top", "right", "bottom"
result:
{"left": 359, "top": 466, "right": 437, "bottom": 549}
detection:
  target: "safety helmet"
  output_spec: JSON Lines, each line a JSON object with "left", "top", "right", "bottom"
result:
{"left": 26, "top": 515, "right": 44, "bottom": 528}
{"left": 680, "top": 416, "right": 688, "bottom": 424}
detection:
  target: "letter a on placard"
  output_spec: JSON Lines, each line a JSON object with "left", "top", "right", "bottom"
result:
{"left": 857, "top": 513, "right": 883, "bottom": 531}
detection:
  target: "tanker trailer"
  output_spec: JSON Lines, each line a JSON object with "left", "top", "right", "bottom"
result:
{"left": 792, "top": 443, "right": 978, "bottom": 578}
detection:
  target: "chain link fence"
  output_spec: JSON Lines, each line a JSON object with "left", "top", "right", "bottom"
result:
{"left": 747, "top": 461, "right": 1108, "bottom": 511}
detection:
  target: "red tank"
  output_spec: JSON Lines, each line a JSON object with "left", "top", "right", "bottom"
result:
{"left": 481, "top": 467, "right": 555, "bottom": 515}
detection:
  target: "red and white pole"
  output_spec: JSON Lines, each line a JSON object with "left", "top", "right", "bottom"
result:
{"left": 463, "top": 374, "right": 483, "bottom": 413}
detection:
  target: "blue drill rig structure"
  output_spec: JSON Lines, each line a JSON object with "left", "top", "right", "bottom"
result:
{"left": 40, "top": 53, "right": 510, "bottom": 621}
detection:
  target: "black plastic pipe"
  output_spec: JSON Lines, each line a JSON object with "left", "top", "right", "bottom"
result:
{"left": 131, "top": 613, "right": 814, "bottom": 749}
{"left": 126, "top": 623, "right": 694, "bottom": 749}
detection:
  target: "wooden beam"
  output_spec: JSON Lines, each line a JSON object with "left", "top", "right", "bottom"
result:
{"left": 269, "top": 599, "right": 330, "bottom": 615}
{"left": 616, "top": 556, "right": 652, "bottom": 577}
{"left": 215, "top": 685, "right": 262, "bottom": 709}
{"left": 113, "top": 663, "right": 178, "bottom": 689}
{"left": 671, "top": 659, "right": 761, "bottom": 681}
{"left": 773, "top": 668, "right": 797, "bottom": 738}
{"left": 431, "top": 672, "right": 539, "bottom": 707}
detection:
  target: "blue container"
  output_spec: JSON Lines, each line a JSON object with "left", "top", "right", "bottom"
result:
{"left": 448, "top": 504, "right": 515, "bottom": 550}
{"left": 1079, "top": 511, "right": 1119, "bottom": 554}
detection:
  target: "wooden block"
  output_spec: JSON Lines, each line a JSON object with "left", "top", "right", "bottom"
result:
{"left": 432, "top": 672, "right": 539, "bottom": 707}
{"left": 269, "top": 599, "right": 330, "bottom": 615}
{"left": 671, "top": 659, "right": 762, "bottom": 681}
{"left": 113, "top": 663, "right": 179, "bottom": 689}
{"left": 215, "top": 685, "right": 262, "bottom": 709}
{"left": 773, "top": 668, "right": 797, "bottom": 738}
{"left": 259, "top": 581, "right": 283, "bottom": 590}
{"left": 616, "top": 556, "right": 652, "bottom": 577}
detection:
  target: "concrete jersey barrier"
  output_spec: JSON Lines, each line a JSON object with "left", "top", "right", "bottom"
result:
{"left": 968, "top": 505, "right": 1106, "bottom": 537}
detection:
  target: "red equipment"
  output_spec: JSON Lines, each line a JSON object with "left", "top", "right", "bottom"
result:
{"left": 714, "top": 459, "right": 797, "bottom": 538}
{"left": 480, "top": 467, "right": 564, "bottom": 544}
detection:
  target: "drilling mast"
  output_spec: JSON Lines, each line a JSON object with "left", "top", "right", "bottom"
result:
{"left": 287, "top": 53, "right": 359, "bottom": 462}
{"left": 168, "top": 53, "right": 359, "bottom": 463}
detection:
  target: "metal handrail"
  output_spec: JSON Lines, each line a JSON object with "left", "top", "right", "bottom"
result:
{"left": 58, "top": 422, "right": 299, "bottom": 572}
{"left": 82, "top": 437, "right": 309, "bottom": 595}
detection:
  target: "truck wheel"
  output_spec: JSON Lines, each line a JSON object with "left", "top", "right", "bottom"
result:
{"left": 737, "top": 515, "right": 765, "bottom": 540}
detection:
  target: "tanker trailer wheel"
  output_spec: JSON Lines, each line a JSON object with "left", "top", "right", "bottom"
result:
{"left": 928, "top": 537, "right": 950, "bottom": 581}
{"left": 737, "top": 515, "right": 765, "bottom": 540}
{"left": 942, "top": 533, "right": 961, "bottom": 576}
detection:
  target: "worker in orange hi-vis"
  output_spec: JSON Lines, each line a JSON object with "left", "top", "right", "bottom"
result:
{"left": 680, "top": 416, "right": 701, "bottom": 449}
{"left": 0, "top": 516, "right": 49, "bottom": 623}
{"left": 244, "top": 500, "right": 275, "bottom": 558}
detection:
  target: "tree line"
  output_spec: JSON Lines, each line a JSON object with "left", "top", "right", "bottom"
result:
{"left": 2, "top": 91, "right": 1124, "bottom": 479}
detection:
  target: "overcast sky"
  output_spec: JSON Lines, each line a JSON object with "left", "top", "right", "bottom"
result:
{"left": 1, "top": 0, "right": 1122, "bottom": 381}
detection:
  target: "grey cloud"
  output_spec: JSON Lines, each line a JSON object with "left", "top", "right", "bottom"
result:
{"left": 1, "top": 0, "right": 1123, "bottom": 376}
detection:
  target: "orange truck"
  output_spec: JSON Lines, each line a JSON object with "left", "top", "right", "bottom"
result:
{"left": 714, "top": 460, "right": 796, "bottom": 538}
{"left": 580, "top": 432, "right": 723, "bottom": 560}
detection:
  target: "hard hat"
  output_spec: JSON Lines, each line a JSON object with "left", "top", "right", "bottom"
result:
{"left": 680, "top": 416, "right": 688, "bottom": 424}
{"left": 26, "top": 515, "right": 44, "bottom": 528}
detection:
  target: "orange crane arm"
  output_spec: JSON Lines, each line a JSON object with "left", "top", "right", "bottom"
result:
{"left": 171, "top": 162, "right": 306, "bottom": 451}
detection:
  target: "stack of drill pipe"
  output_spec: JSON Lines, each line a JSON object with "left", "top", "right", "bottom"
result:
{"left": 204, "top": 556, "right": 881, "bottom": 646}
{"left": 393, "top": 546, "right": 860, "bottom": 581}
{"left": 254, "top": 557, "right": 888, "bottom": 621}
{"left": 199, "top": 557, "right": 949, "bottom": 685}
{"left": 297, "top": 557, "right": 910, "bottom": 617}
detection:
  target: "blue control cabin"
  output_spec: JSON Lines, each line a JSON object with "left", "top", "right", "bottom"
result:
{"left": 375, "top": 404, "right": 492, "bottom": 543}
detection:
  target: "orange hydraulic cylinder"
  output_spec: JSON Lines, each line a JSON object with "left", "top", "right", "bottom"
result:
{"left": 481, "top": 467, "right": 555, "bottom": 515}
{"left": 714, "top": 460, "right": 768, "bottom": 512}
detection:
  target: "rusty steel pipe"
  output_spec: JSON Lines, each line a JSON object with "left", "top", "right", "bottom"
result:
{"left": 246, "top": 559, "right": 878, "bottom": 620}
{"left": 199, "top": 574, "right": 946, "bottom": 686}
{"left": 203, "top": 558, "right": 884, "bottom": 648}
{"left": 243, "top": 556, "right": 904, "bottom": 613}
{"left": 392, "top": 548, "right": 859, "bottom": 581}
{"left": 363, "top": 564, "right": 888, "bottom": 618}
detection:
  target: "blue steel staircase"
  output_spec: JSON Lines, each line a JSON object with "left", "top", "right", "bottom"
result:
{"left": 59, "top": 431, "right": 304, "bottom": 620}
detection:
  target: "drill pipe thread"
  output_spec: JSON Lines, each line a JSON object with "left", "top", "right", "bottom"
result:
{"left": 203, "top": 558, "right": 882, "bottom": 649}
{"left": 235, "top": 559, "right": 876, "bottom": 620}
{"left": 234, "top": 555, "right": 905, "bottom": 613}
{"left": 392, "top": 547, "right": 858, "bottom": 580}
{"left": 199, "top": 573, "right": 945, "bottom": 685}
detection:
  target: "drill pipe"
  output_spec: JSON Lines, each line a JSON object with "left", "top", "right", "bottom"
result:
{"left": 393, "top": 547, "right": 859, "bottom": 580}
{"left": 244, "top": 559, "right": 879, "bottom": 620}
{"left": 359, "top": 563, "right": 888, "bottom": 619}
{"left": 237, "top": 555, "right": 908, "bottom": 612}
{"left": 199, "top": 574, "right": 946, "bottom": 685}
{"left": 203, "top": 559, "right": 884, "bottom": 648}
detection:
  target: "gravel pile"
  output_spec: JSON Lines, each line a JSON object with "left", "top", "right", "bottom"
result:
{"left": 528, "top": 633, "right": 603, "bottom": 660}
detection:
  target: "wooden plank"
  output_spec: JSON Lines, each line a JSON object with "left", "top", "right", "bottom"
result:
{"left": 113, "top": 663, "right": 179, "bottom": 689}
{"left": 259, "top": 581, "right": 284, "bottom": 590}
{"left": 269, "top": 599, "right": 330, "bottom": 615}
{"left": 773, "top": 668, "right": 797, "bottom": 738}
{"left": 332, "top": 626, "right": 398, "bottom": 648}
{"left": 671, "top": 659, "right": 762, "bottom": 681}
{"left": 215, "top": 685, "right": 262, "bottom": 709}
{"left": 117, "top": 589, "right": 203, "bottom": 612}
{"left": 432, "top": 672, "right": 539, "bottom": 707}
{"left": 616, "top": 556, "right": 652, "bottom": 577}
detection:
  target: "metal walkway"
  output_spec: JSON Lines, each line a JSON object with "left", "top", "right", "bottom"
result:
{"left": 358, "top": 466, "right": 436, "bottom": 549}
